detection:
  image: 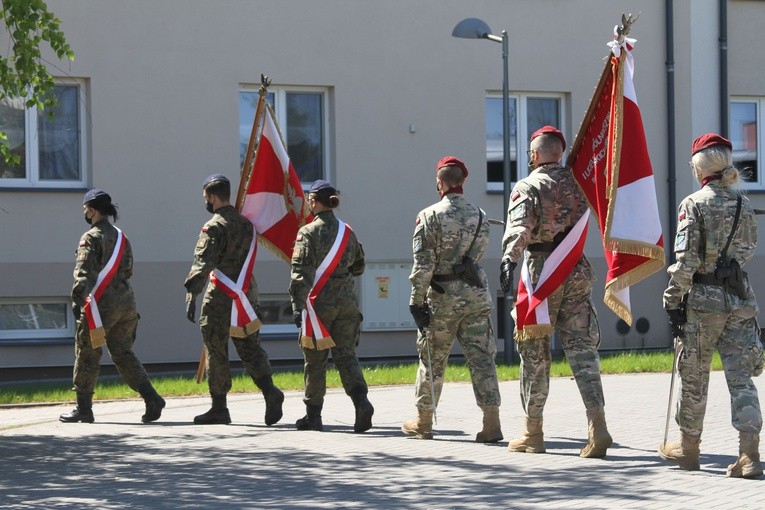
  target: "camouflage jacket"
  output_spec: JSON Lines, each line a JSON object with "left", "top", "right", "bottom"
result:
{"left": 502, "top": 163, "right": 593, "bottom": 283}
{"left": 664, "top": 182, "right": 758, "bottom": 314}
{"left": 290, "top": 210, "right": 365, "bottom": 312}
{"left": 409, "top": 193, "right": 490, "bottom": 305}
{"left": 184, "top": 205, "right": 259, "bottom": 305}
{"left": 71, "top": 219, "right": 135, "bottom": 311}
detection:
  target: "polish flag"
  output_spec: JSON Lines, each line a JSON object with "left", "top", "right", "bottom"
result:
{"left": 240, "top": 107, "right": 312, "bottom": 261}
{"left": 567, "top": 25, "right": 665, "bottom": 324}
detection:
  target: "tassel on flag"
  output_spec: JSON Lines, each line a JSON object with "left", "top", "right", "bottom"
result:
{"left": 567, "top": 15, "right": 665, "bottom": 324}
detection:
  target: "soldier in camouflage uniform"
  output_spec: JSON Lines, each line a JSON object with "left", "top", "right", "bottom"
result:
{"left": 403, "top": 156, "right": 503, "bottom": 443}
{"left": 500, "top": 126, "right": 612, "bottom": 458}
{"left": 185, "top": 174, "right": 284, "bottom": 426}
{"left": 60, "top": 189, "right": 165, "bottom": 424}
{"left": 290, "top": 179, "right": 374, "bottom": 433}
{"left": 660, "top": 134, "right": 763, "bottom": 478}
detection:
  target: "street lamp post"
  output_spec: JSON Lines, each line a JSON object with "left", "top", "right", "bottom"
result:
{"left": 452, "top": 18, "right": 514, "bottom": 364}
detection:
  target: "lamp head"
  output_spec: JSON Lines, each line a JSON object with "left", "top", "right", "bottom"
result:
{"left": 452, "top": 17, "right": 493, "bottom": 39}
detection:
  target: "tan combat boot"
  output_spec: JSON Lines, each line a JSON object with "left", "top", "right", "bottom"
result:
{"left": 508, "top": 416, "right": 545, "bottom": 453}
{"left": 580, "top": 407, "right": 613, "bottom": 458}
{"left": 475, "top": 405, "right": 503, "bottom": 443}
{"left": 402, "top": 409, "right": 433, "bottom": 439}
{"left": 727, "top": 432, "right": 763, "bottom": 478}
{"left": 659, "top": 432, "right": 701, "bottom": 471}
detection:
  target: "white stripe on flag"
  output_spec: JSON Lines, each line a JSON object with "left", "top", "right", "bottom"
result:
{"left": 610, "top": 176, "right": 662, "bottom": 243}
{"left": 263, "top": 112, "right": 289, "bottom": 174}
{"left": 241, "top": 192, "right": 288, "bottom": 233}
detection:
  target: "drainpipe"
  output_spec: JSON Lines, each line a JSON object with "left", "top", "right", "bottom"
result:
{"left": 719, "top": 0, "right": 728, "bottom": 137}
{"left": 666, "top": 0, "right": 677, "bottom": 263}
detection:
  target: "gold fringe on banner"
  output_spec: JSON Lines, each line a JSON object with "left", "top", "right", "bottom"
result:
{"left": 300, "top": 335, "right": 315, "bottom": 349}
{"left": 89, "top": 327, "right": 106, "bottom": 349}
{"left": 315, "top": 337, "right": 336, "bottom": 350}
{"left": 230, "top": 318, "right": 262, "bottom": 339}
{"left": 514, "top": 325, "right": 553, "bottom": 342}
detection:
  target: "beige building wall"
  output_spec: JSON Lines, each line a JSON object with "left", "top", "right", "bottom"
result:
{"left": 1, "top": 0, "right": 764, "bottom": 369}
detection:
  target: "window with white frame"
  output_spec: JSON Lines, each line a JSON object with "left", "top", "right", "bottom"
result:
{"left": 0, "top": 299, "right": 74, "bottom": 342}
{"left": 239, "top": 86, "right": 328, "bottom": 184}
{"left": 256, "top": 295, "right": 295, "bottom": 336}
{"left": 485, "top": 93, "right": 564, "bottom": 192}
{"left": 0, "top": 81, "right": 88, "bottom": 188}
{"left": 730, "top": 98, "right": 761, "bottom": 188}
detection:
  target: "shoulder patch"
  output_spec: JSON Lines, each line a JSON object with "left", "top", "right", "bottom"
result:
{"left": 678, "top": 211, "right": 685, "bottom": 221}
{"left": 202, "top": 226, "right": 209, "bottom": 232}
{"left": 79, "top": 240, "right": 87, "bottom": 247}
{"left": 415, "top": 217, "right": 421, "bottom": 225}
{"left": 674, "top": 230, "right": 688, "bottom": 252}
{"left": 296, "top": 234, "right": 303, "bottom": 242}
{"left": 511, "top": 191, "right": 520, "bottom": 201}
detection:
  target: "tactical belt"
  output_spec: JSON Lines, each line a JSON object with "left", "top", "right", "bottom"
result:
{"left": 431, "top": 273, "right": 462, "bottom": 282}
{"left": 528, "top": 227, "right": 573, "bottom": 253}
{"left": 693, "top": 273, "right": 725, "bottom": 286}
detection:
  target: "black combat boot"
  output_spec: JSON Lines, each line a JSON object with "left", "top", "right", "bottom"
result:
{"left": 254, "top": 375, "right": 285, "bottom": 426}
{"left": 59, "top": 393, "right": 95, "bottom": 423}
{"left": 296, "top": 403, "right": 323, "bottom": 431}
{"left": 138, "top": 382, "right": 166, "bottom": 423}
{"left": 350, "top": 387, "right": 374, "bottom": 433}
{"left": 194, "top": 394, "right": 231, "bottom": 425}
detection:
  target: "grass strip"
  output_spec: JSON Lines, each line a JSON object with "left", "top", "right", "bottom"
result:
{"left": 0, "top": 350, "right": 722, "bottom": 405}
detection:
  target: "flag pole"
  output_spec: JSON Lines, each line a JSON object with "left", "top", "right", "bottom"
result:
{"left": 195, "top": 73, "right": 271, "bottom": 384}
{"left": 236, "top": 73, "right": 272, "bottom": 210}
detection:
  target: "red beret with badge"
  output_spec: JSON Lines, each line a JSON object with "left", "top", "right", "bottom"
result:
{"left": 691, "top": 133, "right": 732, "bottom": 155}
{"left": 530, "top": 126, "right": 566, "bottom": 151}
{"left": 436, "top": 156, "right": 468, "bottom": 177}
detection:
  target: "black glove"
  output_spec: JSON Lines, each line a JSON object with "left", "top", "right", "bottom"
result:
{"left": 666, "top": 308, "right": 686, "bottom": 338}
{"left": 500, "top": 258, "right": 517, "bottom": 294}
{"left": 293, "top": 310, "right": 303, "bottom": 329}
{"left": 72, "top": 305, "right": 81, "bottom": 321}
{"left": 409, "top": 303, "right": 431, "bottom": 331}
{"left": 186, "top": 297, "right": 197, "bottom": 324}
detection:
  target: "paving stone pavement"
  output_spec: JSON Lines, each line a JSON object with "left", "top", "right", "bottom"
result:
{"left": 1, "top": 371, "right": 763, "bottom": 509}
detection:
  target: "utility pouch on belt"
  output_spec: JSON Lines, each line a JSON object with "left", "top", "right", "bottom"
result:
{"left": 714, "top": 256, "right": 747, "bottom": 299}
{"left": 712, "top": 194, "right": 747, "bottom": 300}
{"left": 453, "top": 256, "right": 483, "bottom": 288}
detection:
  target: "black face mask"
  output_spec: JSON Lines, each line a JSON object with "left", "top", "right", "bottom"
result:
{"left": 205, "top": 201, "right": 214, "bottom": 213}
{"left": 84, "top": 212, "right": 93, "bottom": 225}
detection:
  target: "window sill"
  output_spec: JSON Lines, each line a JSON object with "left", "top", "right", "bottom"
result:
{"left": 0, "top": 338, "right": 74, "bottom": 347}
{"left": 0, "top": 187, "right": 89, "bottom": 193}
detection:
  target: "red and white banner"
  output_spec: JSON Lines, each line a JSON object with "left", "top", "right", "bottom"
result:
{"left": 300, "top": 221, "right": 352, "bottom": 350}
{"left": 567, "top": 26, "right": 665, "bottom": 324}
{"left": 240, "top": 106, "right": 312, "bottom": 261}
{"left": 83, "top": 227, "right": 126, "bottom": 349}
{"left": 515, "top": 210, "right": 590, "bottom": 340}
{"left": 210, "top": 235, "right": 261, "bottom": 337}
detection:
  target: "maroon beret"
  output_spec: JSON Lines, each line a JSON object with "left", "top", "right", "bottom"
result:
{"left": 691, "top": 133, "right": 732, "bottom": 155}
{"left": 436, "top": 156, "right": 468, "bottom": 177}
{"left": 530, "top": 125, "right": 566, "bottom": 151}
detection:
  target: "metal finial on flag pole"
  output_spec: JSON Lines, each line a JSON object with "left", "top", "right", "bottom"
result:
{"left": 616, "top": 12, "right": 640, "bottom": 42}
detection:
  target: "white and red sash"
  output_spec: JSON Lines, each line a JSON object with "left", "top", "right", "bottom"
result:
{"left": 514, "top": 210, "right": 590, "bottom": 341}
{"left": 83, "top": 227, "right": 126, "bottom": 349}
{"left": 209, "top": 235, "right": 262, "bottom": 338}
{"left": 300, "top": 221, "right": 351, "bottom": 350}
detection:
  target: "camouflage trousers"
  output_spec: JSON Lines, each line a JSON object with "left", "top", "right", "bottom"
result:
{"left": 200, "top": 301, "right": 273, "bottom": 396}
{"left": 516, "top": 278, "right": 604, "bottom": 419}
{"left": 414, "top": 303, "right": 500, "bottom": 410}
{"left": 676, "top": 308, "right": 763, "bottom": 436}
{"left": 301, "top": 305, "right": 367, "bottom": 406}
{"left": 73, "top": 307, "right": 150, "bottom": 396}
